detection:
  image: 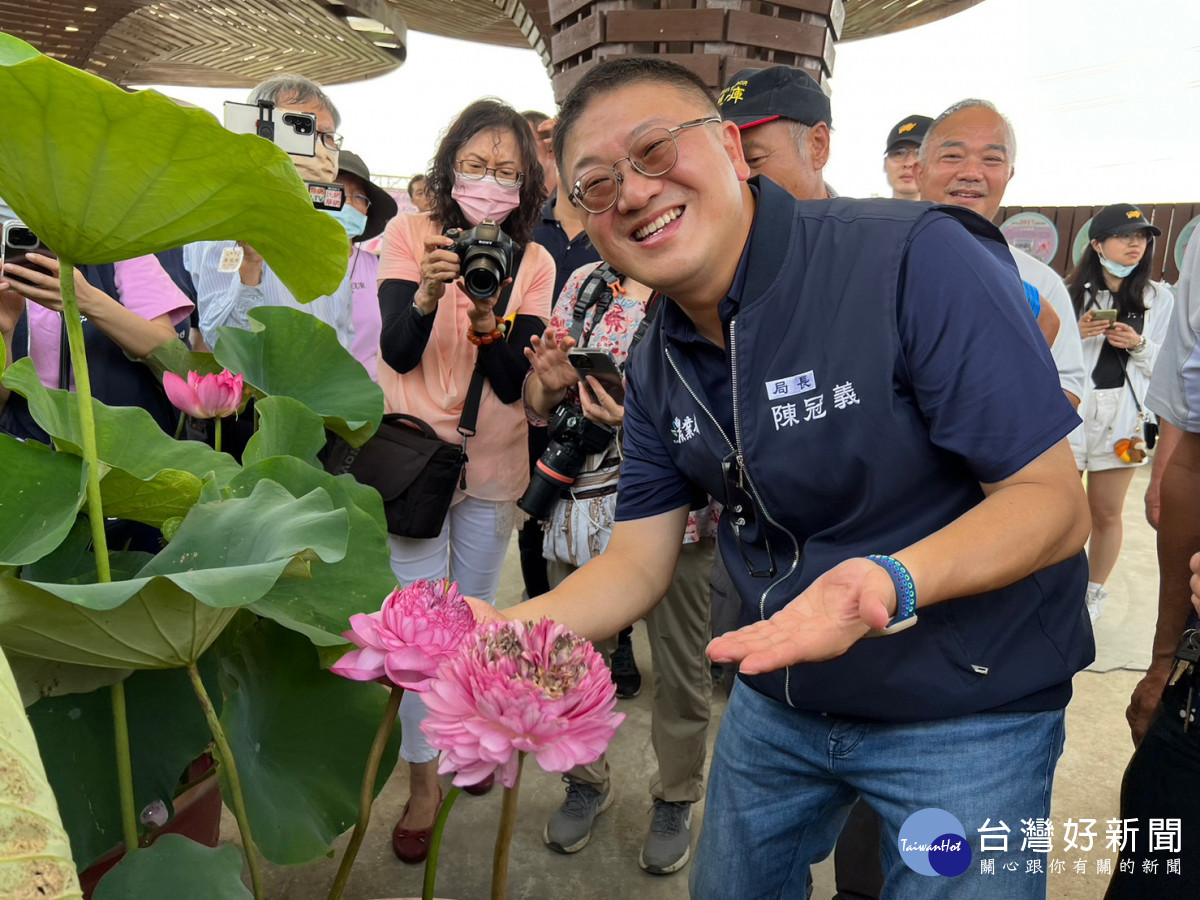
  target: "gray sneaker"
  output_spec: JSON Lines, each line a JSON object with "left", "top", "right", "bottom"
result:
{"left": 544, "top": 778, "right": 613, "bottom": 854}
{"left": 639, "top": 800, "right": 692, "bottom": 875}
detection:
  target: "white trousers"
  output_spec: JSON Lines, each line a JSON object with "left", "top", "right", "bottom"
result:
{"left": 388, "top": 495, "right": 511, "bottom": 763}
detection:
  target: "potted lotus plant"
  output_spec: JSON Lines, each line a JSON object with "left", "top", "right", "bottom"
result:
{"left": 0, "top": 31, "right": 407, "bottom": 898}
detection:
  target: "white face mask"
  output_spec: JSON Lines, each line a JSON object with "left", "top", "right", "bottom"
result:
{"left": 1097, "top": 251, "right": 1137, "bottom": 279}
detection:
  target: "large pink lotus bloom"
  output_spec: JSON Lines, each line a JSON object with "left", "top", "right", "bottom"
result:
{"left": 163, "top": 369, "right": 243, "bottom": 419}
{"left": 420, "top": 618, "right": 624, "bottom": 789}
{"left": 331, "top": 579, "right": 476, "bottom": 691}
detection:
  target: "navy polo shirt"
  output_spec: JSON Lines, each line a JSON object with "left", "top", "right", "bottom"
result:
{"left": 532, "top": 198, "right": 601, "bottom": 300}
{"left": 617, "top": 212, "right": 1067, "bottom": 524}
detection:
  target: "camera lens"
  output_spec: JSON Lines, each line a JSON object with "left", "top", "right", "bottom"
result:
{"left": 463, "top": 262, "right": 501, "bottom": 300}
{"left": 7, "top": 227, "right": 37, "bottom": 250}
{"left": 282, "top": 114, "right": 314, "bottom": 135}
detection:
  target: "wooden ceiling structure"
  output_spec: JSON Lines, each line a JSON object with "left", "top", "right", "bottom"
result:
{"left": 1, "top": 0, "right": 983, "bottom": 90}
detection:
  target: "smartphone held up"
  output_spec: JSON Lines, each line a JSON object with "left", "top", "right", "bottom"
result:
{"left": 1, "top": 220, "right": 55, "bottom": 286}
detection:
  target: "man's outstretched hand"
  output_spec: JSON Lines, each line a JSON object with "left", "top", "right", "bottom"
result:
{"left": 706, "top": 558, "right": 897, "bottom": 675}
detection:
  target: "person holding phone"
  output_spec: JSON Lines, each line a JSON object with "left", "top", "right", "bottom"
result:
{"left": 1067, "top": 203, "right": 1174, "bottom": 623}
{"left": 0, "top": 210, "right": 192, "bottom": 443}
{"left": 375, "top": 98, "right": 554, "bottom": 864}
{"left": 523, "top": 261, "right": 718, "bottom": 876}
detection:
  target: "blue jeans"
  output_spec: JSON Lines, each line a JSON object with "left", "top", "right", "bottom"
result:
{"left": 690, "top": 680, "right": 1066, "bottom": 900}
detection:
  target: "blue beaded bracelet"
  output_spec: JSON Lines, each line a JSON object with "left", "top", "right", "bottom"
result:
{"left": 865, "top": 554, "right": 918, "bottom": 634}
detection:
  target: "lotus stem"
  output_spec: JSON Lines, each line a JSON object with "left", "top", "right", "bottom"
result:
{"left": 214, "top": 416, "right": 222, "bottom": 454}
{"left": 110, "top": 679, "right": 139, "bottom": 852}
{"left": 423, "top": 785, "right": 461, "bottom": 900}
{"left": 187, "top": 662, "right": 264, "bottom": 899}
{"left": 60, "top": 264, "right": 138, "bottom": 855}
{"left": 173, "top": 411, "right": 186, "bottom": 439}
{"left": 59, "top": 262, "right": 109, "bottom": 580}
{"left": 328, "top": 684, "right": 404, "bottom": 900}
{"left": 490, "top": 753, "right": 525, "bottom": 900}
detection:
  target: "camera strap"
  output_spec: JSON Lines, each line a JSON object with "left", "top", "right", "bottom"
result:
{"left": 569, "top": 262, "right": 623, "bottom": 345}
{"left": 455, "top": 246, "right": 525, "bottom": 487}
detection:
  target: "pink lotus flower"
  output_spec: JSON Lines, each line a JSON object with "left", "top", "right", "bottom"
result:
{"left": 163, "top": 369, "right": 243, "bottom": 419}
{"left": 331, "top": 579, "right": 476, "bottom": 691}
{"left": 420, "top": 618, "right": 624, "bottom": 789}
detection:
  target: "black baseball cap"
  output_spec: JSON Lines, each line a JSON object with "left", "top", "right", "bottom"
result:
{"left": 1088, "top": 203, "right": 1161, "bottom": 241}
{"left": 718, "top": 66, "right": 832, "bottom": 130}
{"left": 884, "top": 115, "right": 933, "bottom": 153}
{"left": 337, "top": 150, "right": 398, "bottom": 241}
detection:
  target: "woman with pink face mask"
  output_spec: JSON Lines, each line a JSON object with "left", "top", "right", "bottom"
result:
{"left": 375, "top": 99, "right": 554, "bottom": 863}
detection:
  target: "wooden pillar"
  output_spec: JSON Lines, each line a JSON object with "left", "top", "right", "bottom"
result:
{"left": 547, "top": 0, "right": 845, "bottom": 102}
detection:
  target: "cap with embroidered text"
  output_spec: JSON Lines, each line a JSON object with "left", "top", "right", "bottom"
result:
{"left": 718, "top": 66, "right": 832, "bottom": 130}
{"left": 884, "top": 115, "right": 933, "bottom": 153}
{"left": 1088, "top": 203, "right": 1161, "bottom": 241}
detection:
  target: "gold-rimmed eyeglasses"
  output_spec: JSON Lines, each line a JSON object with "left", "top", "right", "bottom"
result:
{"left": 569, "top": 117, "right": 722, "bottom": 214}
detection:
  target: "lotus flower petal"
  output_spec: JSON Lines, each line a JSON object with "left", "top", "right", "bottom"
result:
{"left": 421, "top": 618, "right": 624, "bottom": 789}
{"left": 329, "top": 579, "right": 476, "bottom": 691}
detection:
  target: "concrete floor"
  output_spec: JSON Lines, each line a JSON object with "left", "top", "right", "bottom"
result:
{"left": 237, "top": 467, "right": 1162, "bottom": 899}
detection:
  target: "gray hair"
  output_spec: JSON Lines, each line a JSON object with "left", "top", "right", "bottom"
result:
{"left": 248, "top": 74, "right": 340, "bottom": 129}
{"left": 787, "top": 120, "right": 813, "bottom": 162}
{"left": 920, "top": 98, "right": 1016, "bottom": 167}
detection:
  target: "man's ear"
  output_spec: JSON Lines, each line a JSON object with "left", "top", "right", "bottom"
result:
{"left": 809, "top": 123, "right": 831, "bottom": 170}
{"left": 721, "top": 120, "right": 752, "bottom": 182}
{"left": 913, "top": 161, "right": 926, "bottom": 200}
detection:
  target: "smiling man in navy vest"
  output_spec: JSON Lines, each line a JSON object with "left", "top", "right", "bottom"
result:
{"left": 474, "top": 57, "right": 1094, "bottom": 899}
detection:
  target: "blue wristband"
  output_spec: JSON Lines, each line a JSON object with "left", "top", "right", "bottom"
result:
{"left": 865, "top": 555, "right": 918, "bottom": 634}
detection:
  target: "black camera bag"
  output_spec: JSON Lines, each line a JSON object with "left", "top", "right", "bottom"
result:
{"left": 323, "top": 413, "right": 465, "bottom": 539}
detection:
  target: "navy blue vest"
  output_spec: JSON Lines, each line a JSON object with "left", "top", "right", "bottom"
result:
{"left": 626, "top": 180, "right": 1092, "bottom": 722}
{"left": 1, "top": 264, "right": 180, "bottom": 443}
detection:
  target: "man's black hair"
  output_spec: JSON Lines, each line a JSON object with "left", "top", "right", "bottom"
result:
{"left": 552, "top": 58, "right": 717, "bottom": 185}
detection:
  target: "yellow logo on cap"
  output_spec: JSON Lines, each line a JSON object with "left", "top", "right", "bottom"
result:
{"left": 719, "top": 81, "right": 748, "bottom": 106}
{"left": 899, "top": 122, "right": 916, "bottom": 134}
{"left": 1126, "top": 210, "right": 1142, "bottom": 219}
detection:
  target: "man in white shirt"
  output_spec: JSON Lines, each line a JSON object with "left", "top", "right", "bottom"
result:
{"left": 186, "top": 74, "right": 354, "bottom": 350}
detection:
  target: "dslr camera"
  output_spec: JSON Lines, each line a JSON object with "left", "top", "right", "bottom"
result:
{"left": 444, "top": 221, "right": 515, "bottom": 301}
{"left": 518, "top": 403, "right": 615, "bottom": 521}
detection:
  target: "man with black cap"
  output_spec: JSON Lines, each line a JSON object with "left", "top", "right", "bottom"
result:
{"left": 718, "top": 65, "right": 835, "bottom": 201}
{"left": 883, "top": 115, "right": 932, "bottom": 200}
{"left": 334, "top": 150, "right": 398, "bottom": 379}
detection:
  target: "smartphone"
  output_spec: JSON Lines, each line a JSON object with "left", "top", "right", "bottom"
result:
{"left": 568, "top": 348, "right": 625, "bottom": 405}
{"left": 1, "top": 220, "right": 55, "bottom": 286}
{"left": 1091, "top": 308, "right": 1118, "bottom": 325}
{"left": 223, "top": 101, "right": 317, "bottom": 157}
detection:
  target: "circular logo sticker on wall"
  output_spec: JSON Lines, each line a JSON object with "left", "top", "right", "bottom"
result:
{"left": 1072, "top": 217, "right": 1094, "bottom": 267}
{"left": 1000, "top": 212, "right": 1059, "bottom": 265}
{"left": 1175, "top": 214, "right": 1199, "bottom": 272}
{"left": 897, "top": 807, "right": 973, "bottom": 877}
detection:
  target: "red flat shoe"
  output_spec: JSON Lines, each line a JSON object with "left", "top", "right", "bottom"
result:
{"left": 391, "top": 794, "right": 442, "bottom": 864}
{"left": 462, "top": 772, "right": 495, "bottom": 796}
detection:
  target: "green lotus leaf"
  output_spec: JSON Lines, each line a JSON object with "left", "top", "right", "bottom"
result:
{"left": 214, "top": 306, "right": 383, "bottom": 446}
{"left": 140, "top": 339, "right": 223, "bottom": 384}
{"left": 0, "top": 33, "right": 346, "bottom": 300}
{"left": 229, "top": 456, "right": 394, "bottom": 646}
{"left": 0, "top": 648, "right": 83, "bottom": 900}
{"left": 242, "top": 394, "right": 327, "bottom": 468}
{"left": 26, "top": 664, "right": 218, "bottom": 870}
{"left": 0, "top": 480, "right": 348, "bottom": 667}
{"left": 213, "top": 619, "right": 402, "bottom": 865}
{"left": 0, "top": 432, "right": 88, "bottom": 565}
{"left": 2, "top": 357, "right": 241, "bottom": 506}
{"left": 94, "top": 835, "right": 250, "bottom": 899}
{"left": 7, "top": 653, "right": 131, "bottom": 708}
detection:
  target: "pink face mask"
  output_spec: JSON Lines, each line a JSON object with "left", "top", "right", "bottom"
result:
{"left": 451, "top": 173, "right": 521, "bottom": 226}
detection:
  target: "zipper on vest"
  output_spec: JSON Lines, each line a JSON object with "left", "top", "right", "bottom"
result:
{"left": 666, "top": 326, "right": 803, "bottom": 705}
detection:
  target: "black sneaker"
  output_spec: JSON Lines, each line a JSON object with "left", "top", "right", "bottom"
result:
{"left": 611, "top": 627, "right": 641, "bottom": 699}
